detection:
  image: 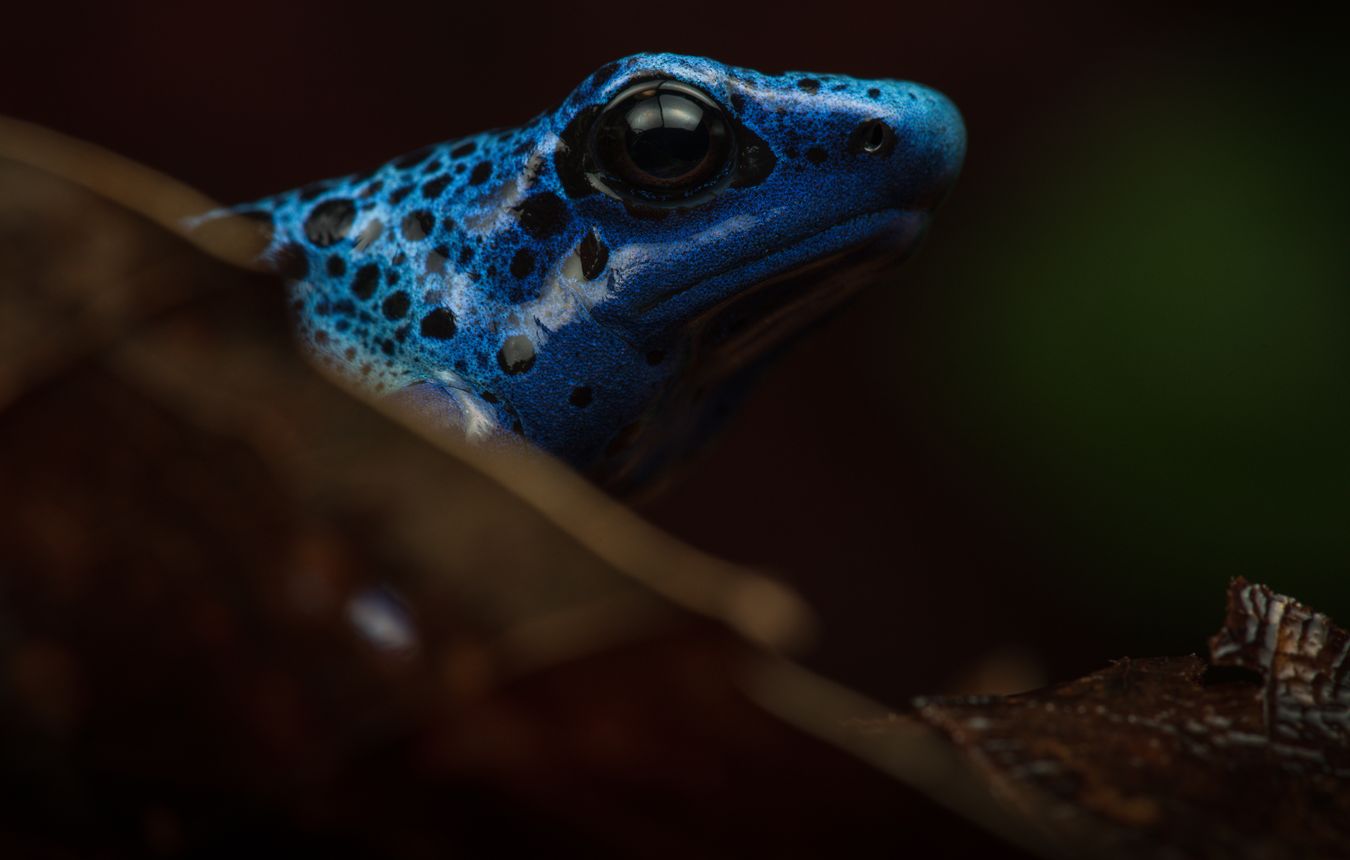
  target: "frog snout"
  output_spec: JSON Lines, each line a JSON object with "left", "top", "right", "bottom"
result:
{"left": 863, "top": 84, "right": 966, "bottom": 213}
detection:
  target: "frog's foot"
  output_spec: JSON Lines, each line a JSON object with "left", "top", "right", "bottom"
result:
{"left": 383, "top": 382, "right": 516, "bottom": 450}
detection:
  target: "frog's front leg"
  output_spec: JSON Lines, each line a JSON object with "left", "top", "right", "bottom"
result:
{"left": 383, "top": 381, "right": 516, "bottom": 449}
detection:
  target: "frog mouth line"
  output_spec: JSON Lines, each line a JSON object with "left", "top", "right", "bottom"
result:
{"left": 681, "top": 211, "right": 926, "bottom": 380}
{"left": 597, "top": 211, "right": 928, "bottom": 491}
{"left": 634, "top": 206, "right": 923, "bottom": 318}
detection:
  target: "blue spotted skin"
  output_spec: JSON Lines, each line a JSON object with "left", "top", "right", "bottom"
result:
{"left": 235, "top": 53, "right": 965, "bottom": 485}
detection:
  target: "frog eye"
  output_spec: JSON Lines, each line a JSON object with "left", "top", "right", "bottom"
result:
{"left": 588, "top": 79, "right": 734, "bottom": 204}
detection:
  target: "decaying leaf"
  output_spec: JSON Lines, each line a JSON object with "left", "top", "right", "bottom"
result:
{"left": 1209, "top": 578, "right": 1350, "bottom": 773}
{"left": 900, "top": 579, "right": 1350, "bottom": 859}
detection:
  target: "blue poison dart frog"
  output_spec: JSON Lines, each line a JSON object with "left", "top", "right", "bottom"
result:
{"left": 214, "top": 53, "right": 965, "bottom": 489}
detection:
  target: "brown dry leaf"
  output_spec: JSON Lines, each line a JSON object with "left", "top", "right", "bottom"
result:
{"left": 1209, "top": 578, "right": 1350, "bottom": 772}
{"left": 897, "top": 579, "right": 1350, "bottom": 859}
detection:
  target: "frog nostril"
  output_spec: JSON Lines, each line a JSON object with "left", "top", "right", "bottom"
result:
{"left": 848, "top": 119, "right": 896, "bottom": 157}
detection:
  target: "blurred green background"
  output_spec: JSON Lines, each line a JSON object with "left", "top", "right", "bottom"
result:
{"left": 912, "top": 53, "right": 1350, "bottom": 625}
{"left": 4, "top": 2, "right": 1345, "bottom": 703}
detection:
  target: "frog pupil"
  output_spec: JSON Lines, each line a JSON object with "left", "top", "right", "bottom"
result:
{"left": 623, "top": 93, "right": 711, "bottom": 179}
{"left": 591, "top": 79, "right": 732, "bottom": 200}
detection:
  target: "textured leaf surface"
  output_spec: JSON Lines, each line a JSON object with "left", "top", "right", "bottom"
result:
{"left": 906, "top": 579, "right": 1350, "bottom": 859}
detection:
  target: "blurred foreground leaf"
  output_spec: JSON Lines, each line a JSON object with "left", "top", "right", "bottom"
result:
{"left": 0, "top": 121, "right": 1026, "bottom": 858}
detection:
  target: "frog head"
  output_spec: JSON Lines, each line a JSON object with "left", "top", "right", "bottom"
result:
{"left": 237, "top": 53, "right": 965, "bottom": 488}
{"left": 504, "top": 53, "right": 964, "bottom": 483}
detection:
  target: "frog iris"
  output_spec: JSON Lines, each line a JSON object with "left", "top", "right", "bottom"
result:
{"left": 588, "top": 79, "right": 734, "bottom": 205}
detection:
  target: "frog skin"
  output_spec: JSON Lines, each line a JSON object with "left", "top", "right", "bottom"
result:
{"left": 223, "top": 53, "right": 965, "bottom": 488}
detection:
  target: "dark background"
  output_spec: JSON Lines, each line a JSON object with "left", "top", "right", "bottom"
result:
{"left": 4, "top": 2, "right": 1346, "bottom": 705}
